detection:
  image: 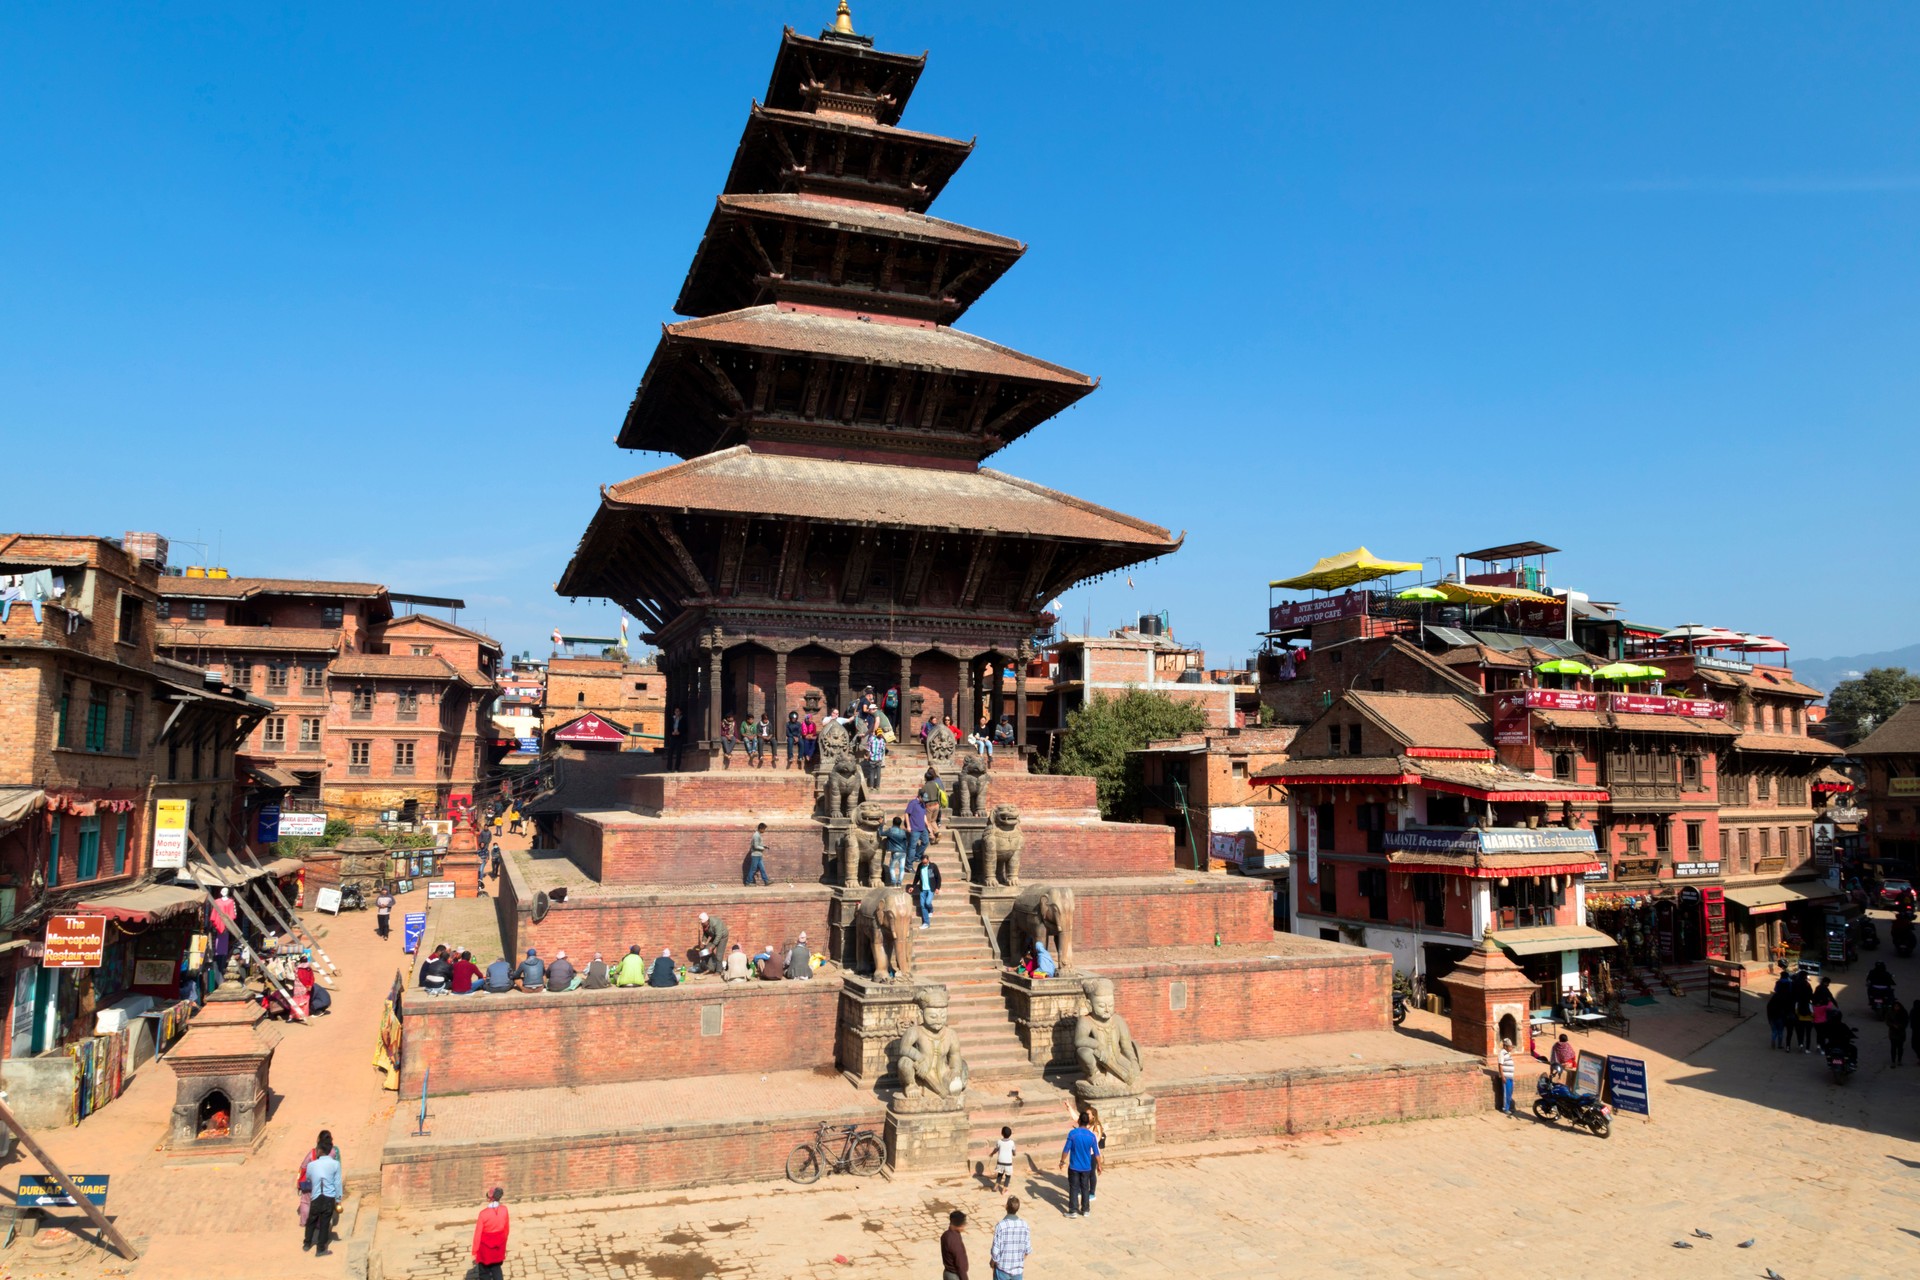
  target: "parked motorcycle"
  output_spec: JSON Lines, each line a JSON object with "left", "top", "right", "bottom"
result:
{"left": 1827, "top": 1044, "right": 1859, "bottom": 1084}
{"left": 1894, "top": 914, "right": 1916, "bottom": 959}
{"left": 337, "top": 883, "right": 367, "bottom": 912}
{"left": 1392, "top": 990, "right": 1408, "bottom": 1026}
{"left": 1532, "top": 1076, "right": 1611, "bottom": 1138}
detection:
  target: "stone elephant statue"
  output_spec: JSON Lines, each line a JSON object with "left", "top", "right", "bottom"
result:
{"left": 1008, "top": 883, "right": 1075, "bottom": 972}
{"left": 817, "top": 754, "right": 867, "bottom": 818}
{"left": 852, "top": 886, "right": 915, "bottom": 981}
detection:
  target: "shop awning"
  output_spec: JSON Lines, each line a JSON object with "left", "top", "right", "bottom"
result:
{"left": 73, "top": 882, "right": 208, "bottom": 924}
{"left": 1269, "top": 547, "right": 1424, "bottom": 590}
{"left": 1487, "top": 925, "right": 1618, "bottom": 957}
{"left": 1722, "top": 882, "right": 1842, "bottom": 914}
{"left": 0, "top": 787, "right": 44, "bottom": 839}
{"left": 1435, "top": 581, "right": 1559, "bottom": 605}
{"left": 258, "top": 856, "right": 303, "bottom": 877}
{"left": 247, "top": 764, "right": 302, "bottom": 790}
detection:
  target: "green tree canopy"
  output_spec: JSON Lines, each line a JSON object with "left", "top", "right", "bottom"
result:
{"left": 1826, "top": 667, "right": 1920, "bottom": 745}
{"left": 1053, "top": 688, "right": 1208, "bottom": 820}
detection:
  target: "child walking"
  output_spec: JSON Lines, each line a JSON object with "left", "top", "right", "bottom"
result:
{"left": 992, "top": 1125, "right": 1015, "bottom": 1191}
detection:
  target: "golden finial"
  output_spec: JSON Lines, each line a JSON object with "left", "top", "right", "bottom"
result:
{"left": 833, "top": 1, "right": 855, "bottom": 35}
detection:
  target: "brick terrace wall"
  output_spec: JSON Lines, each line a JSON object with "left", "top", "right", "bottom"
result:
{"left": 1088, "top": 951, "right": 1390, "bottom": 1046}
{"left": 507, "top": 887, "right": 834, "bottom": 969}
{"left": 565, "top": 813, "right": 830, "bottom": 886}
{"left": 399, "top": 979, "right": 841, "bottom": 1095}
{"left": 1154, "top": 1058, "right": 1485, "bottom": 1142}
{"left": 621, "top": 772, "right": 817, "bottom": 816}
{"left": 1013, "top": 821, "right": 1173, "bottom": 878}
{"left": 1074, "top": 879, "right": 1272, "bottom": 949}
{"left": 380, "top": 1104, "right": 886, "bottom": 1209}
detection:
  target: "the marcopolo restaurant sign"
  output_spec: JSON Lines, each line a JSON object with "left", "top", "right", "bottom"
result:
{"left": 1383, "top": 827, "right": 1599, "bottom": 855}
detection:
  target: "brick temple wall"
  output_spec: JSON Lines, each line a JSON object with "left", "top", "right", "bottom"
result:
{"left": 1073, "top": 880, "right": 1273, "bottom": 950}
{"left": 1090, "top": 951, "right": 1390, "bottom": 1046}
{"left": 1155, "top": 1058, "right": 1485, "bottom": 1142}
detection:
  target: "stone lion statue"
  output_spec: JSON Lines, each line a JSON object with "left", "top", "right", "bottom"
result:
{"left": 893, "top": 987, "right": 968, "bottom": 1105}
{"left": 950, "top": 754, "right": 991, "bottom": 818}
{"left": 1008, "top": 883, "right": 1075, "bottom": 972}
{"left": 834, "top": 801, "right": 885, "bottom": 887}
{"left": 924, "top": 721, "right": 957, "bottom": 763}
{"left": 816, "top": 716, "right": 855, "bottom": 766}
{"left": 981, "top": 804, "right": 1023, "bottom": 886}
{"left": 818, "top": 754, "right": 867, "bottom": 818}
{"left": 852, "top": 885, "right": 915, "bottom": 982}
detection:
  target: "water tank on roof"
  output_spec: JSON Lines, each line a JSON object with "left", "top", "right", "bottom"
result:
{"left": 1176, "top": 669, "right": 1203, "bottom": 684}
{"left": 1137, "top": 614, "right": 1163, "bottom": 636}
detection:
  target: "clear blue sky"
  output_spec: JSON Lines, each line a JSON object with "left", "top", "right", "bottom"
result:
{"left": 5, "top": 3, "right": 1917, "bottom": 665}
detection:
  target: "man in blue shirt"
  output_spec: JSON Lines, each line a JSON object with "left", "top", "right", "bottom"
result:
{"left": 484, "top": 956, "right": 514, "bottom": 993}
{"left": 303, "top": 1136, "right": 344, "bottom": 1254}
{"left": 882, "top": 817, "right": 912, "bottom": 888}
{"left": 906, "top": 795, "right": 931, "bottom": 870}
{"left": 1056, "top": 1112, "right": 1101, "bottom": 1218}
{"left": 515, "top": 948, "right": 545, "bottom": 992}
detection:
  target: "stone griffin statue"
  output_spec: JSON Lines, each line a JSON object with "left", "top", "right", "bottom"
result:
{"left": 949, "top": 754, "right": 991, "bottom": 818}
{"left": 1072, "top": 976, "right": 1144, "bottom": 1099}
{"left": 981, "top": 804, "right": 1023, "bottom": 886}
{"left": 816, "top": 715, "right": 856, "bottom": 767}
{"left": 852, "top": 885, "right": 915, "bottom": 981}
{"left": 924, "top": 720, "right": 957, "bottom": 764}
{"left": 817, "top": 754, "right": 867, "bottom": 818}
{"left": 893, "top": 986, "right": 968, "bottom": 1106}
{"left": 832, "top": 801, "right": 885, "bottom": 887}
{"left": 1008, "top": 884, "right": 1075, "bottom": 972}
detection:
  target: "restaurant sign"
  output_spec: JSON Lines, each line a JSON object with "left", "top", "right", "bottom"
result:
{"left": 1519, "top": 689, "right": 1600, "bottom": 712}
{"left": 1890, "top": 778, "right": 1920, "bottom": 797}
{"left": 1384, "top": 827, "right": 1598, "bottom": 855}
{"left": 1503, "top": 598, "right": 1566, "bottom": 633}
{"left": 1674, "top": 861, "right": 1721, "bottom": 878}
{"left": 1267, "top": 592, "right": 1371, "bottom": 631}
{"left": 44, "top": 915, "right": 108, "bottom": 969}
{"left": 1608, "top": 693, "right": 1727, "bottom": 719}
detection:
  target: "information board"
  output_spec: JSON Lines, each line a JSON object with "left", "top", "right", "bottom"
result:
{"left": 280, "top": 811, "right": 328, "bottom": 838}
{"left": 314, "top": 887, "right": 342, "bottom": 915}
{"left": 426, "top": 881, "right": 456, "bottom": 900}
{"left": 403, "top": 911, "right": 427, "bottom": 955}
{"left": 1574, "top": 1050, "right": 1606, "bottom": 1099}
{"left": 18, "top": 1174, "right": 108, "bottom": 1208}
{"left": 1605, "top": 1055, "right": 1649, "bottom": 1116}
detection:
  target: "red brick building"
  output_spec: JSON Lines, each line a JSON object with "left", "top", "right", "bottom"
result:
{"left": 1851, "top": 702, "right": 1920, "bottom": 872}
{"left": 153, "top": 577, "right": 499, "bottom": 824}
{"left": 0, "top": 534, "right": 268, "bottom": 1071}
{"left": 542, "top": 655, "right": 664, "bottom": 751}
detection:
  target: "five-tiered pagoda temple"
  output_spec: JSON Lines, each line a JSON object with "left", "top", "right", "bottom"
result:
{"left": 558, "top": 4, "right": 1180, "bottom": 753}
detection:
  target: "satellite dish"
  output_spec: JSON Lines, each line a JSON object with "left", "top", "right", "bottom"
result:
{"left": 532, "top": 891, "right": 551, "bottom": 923}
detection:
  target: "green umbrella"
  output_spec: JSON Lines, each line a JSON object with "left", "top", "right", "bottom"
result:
{"left": 1631, "top": 664, "right": 1666, "bottom": 680}
{"left": 1591, "top": 662, "right": 1640, "bottom": 680}
{"left": 1396, "top": 586, "right": 1447, "bottom": 601}
{"left": 1534, "top": 658, "right": 1593, "bottom": 675}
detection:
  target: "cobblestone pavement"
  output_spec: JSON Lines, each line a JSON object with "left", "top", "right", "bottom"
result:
{"left": 378, "top": 993, "right": 1920, "bottom": 1280}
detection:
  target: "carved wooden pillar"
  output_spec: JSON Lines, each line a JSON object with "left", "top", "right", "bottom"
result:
{"left": 955, "top": 654, "right": 974, "bottom": 736}
{"left": 706, "top": 643, "right": 724, "bottom": 742}
{"left": 1015, "top": 640, "right": 1031, "bottom": 749}
{"left": 992, "top": 655, "right": 1005, "bottom": 734}
{"left": 898, "top": 651, "right": 914, "bottom": 737}
{"left": 837, "top": 652, "right": 852, "bottom": 714}
{"left": 773, "top": 650, "right": 788, "bottom": 730}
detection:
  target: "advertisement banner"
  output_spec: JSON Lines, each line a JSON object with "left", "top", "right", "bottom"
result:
{"left": 256, "top": 804, "right": 281, "bottom": 845}
{"left": 152, "top": 798, "right": 190, "bottom": 870}
{"left": 1493, "top": 693, "right": 1533, "bottom": 747}
{"left": 44, "top": 915, "right": 108, "bottom": 969}
{"left": 1504, "top": 598, "right": 1567, "bottom": 633}
{"left": 1575, "top": 1050, "right": 1606, "bottom": 1099}
{"left": 1305, "top": 809, "right": 1319, "bottom": 883}
{"left": 1384, "top": 828, "right": 1598, "bottom": 855}
{"left": 1607, "top": 693, "right": 1728, "bottom": 719}
{"left": 1268, "top": 592, "right": 1371, "bottom": 631}
{"left": 403, "top": 911, "right": 428, "bottom": 954}
{"left": 279, "top": 811, "right": 327, "bottom": 838}
{"left": 1208, "top": 832, "right": 1250, "bottom": 866}
{"left": 1891, "top": 778, "right": 1920, "bottom": 797}
{"left": 1521, "top": 689, "right": 1600, "bottom": 712}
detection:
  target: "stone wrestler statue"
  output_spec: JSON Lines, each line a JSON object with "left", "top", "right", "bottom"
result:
{"left": 1073, "top": 976, "right": 1144, "bottom": 1097}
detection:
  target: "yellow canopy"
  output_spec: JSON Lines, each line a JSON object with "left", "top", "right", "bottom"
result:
{"left": 1435, "top": 580, "right": 1557, "bottom": 605}
{"left": 1269, "top": 547, "right": 1425, "bottom": 591}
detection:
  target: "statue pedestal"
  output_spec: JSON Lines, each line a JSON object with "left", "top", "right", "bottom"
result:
{"left": 885, "top": 1098, "right": 970, "bottom": 1172}
{"left": 948, "top": 818, "right": 987, "bottom": 885}
{"left": 1002, "top": 973, "right": 1089, "bottom": 1068}
{"left": 1072, "top": 1088, "right": 1156, "bottom": 1149}
{"left": 165, "top": 986, "right": 278, "bottom": 1156}
{"left": 835, "top": 975, "right": 924, "bottom": 1084}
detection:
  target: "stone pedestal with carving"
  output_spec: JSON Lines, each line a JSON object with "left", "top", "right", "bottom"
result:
{"left": 1075, "top": 1089, "right": 1156, "bottom": 1150}
{"left": 1002, "top": 973, "right": 1089, "bottom": 1068}
{"left": 835, "top": 974, "right": 924, "bottom": 1084}
{"left": 885, "top": 1096, "right": 970, "bottom": 1172}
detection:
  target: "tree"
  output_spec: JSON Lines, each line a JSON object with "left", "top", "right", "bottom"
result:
{"left": 1053, "top": 689, "right": 1207, "bottom": 820}
{"left": 1826, "top": 667, "right": 1920, "bottom": 745}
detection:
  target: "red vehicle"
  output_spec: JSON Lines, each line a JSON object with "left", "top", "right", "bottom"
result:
{"left": 1877, "top": 879, "right": 1914, "bottom": 910}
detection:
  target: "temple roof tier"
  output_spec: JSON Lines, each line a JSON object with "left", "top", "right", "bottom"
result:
{"left": 557, "top": 446, "right": 1178, "bottom": 635}
{"left": 764, "top": 26, "right": 927, "bottom": 126}
{"left": 722, "top": 105, "right": 974, "bottom": 212}
{"left": 675, "top": 193, "right": 1023, "bottom": 322}
{"left": 617, "top": 304, "right": 1095, "bottom": 460}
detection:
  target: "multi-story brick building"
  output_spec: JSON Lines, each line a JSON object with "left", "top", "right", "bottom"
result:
{"left": 0, "top": 533, "right": 268, "bottom": 1073}
{"left": 1131, "top": 726, "right": 1296, "bottom": 878}
{"left": 153, "top": 576, "right": 499, "bottom": 824}
{"left": 541, "top": 655, "right": 664, "bottom": 752}
{"left": 1851, "top": 702, "right": 1920, "bottom": 872}
{"left": 1042, "top": 624, "right": 1240, "bottom": 751}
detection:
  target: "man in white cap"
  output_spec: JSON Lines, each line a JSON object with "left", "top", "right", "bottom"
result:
{"left": 696, "top": 912, "right": 729, "bottom": 976}
{"left": 545, "top": 949, "right": 577, "bottom": 992}
{"left": 646, "top": 947, "right": 679, "bottom": 988}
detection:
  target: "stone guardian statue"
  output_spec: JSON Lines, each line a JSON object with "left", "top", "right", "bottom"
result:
{"left": 893, "top": 987, "right": 969, "bottom": 1107}
{"left": 1073, "top": 976, "right": 1144, "bottom": 1099}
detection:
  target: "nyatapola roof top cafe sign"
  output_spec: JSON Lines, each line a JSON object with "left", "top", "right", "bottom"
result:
{"left": 1384, "top": 827, "right": 1598, "bottom": 855}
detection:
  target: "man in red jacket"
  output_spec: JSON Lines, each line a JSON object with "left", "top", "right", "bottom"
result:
{"left": 472, "top": 1186, "right": 509, "bottom": 1280}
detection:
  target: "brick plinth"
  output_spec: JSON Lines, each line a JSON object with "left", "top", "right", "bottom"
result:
{"left": 1081, "top": 1090, "right": 1156, "bottom": 1149}
{"left": 1154, "top": 1058, "right": 1486, "bottom": 1142}
{"left": 566, "top": 811, "right": 830, "bottom": 886}
{"left": 619, "top": 772, "right": 819, "bottom": 816}
{"left": 975, "top": 877, "right": 1273, "bottom": 960}
{"left": 1085, "top": 950, "right": 1391, "bottom": 1047}
{"left": 1001, "top": 973, "right": 1089, "bottom": 1068}
{"left": 398, "top": 980, "right": 841, "bottom": 1096}
{"left": 836, "top": 975, "right": 925, "bottom": 1084}
{"left": 501, "top": 884, "right": 833, "bottom": 973}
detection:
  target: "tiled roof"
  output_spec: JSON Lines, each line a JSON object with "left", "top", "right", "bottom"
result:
{"left": 1346, "top": 691, "right": 1491, "bottom": 753}
{"left": 1532, "top": 709, "right": 1737, "bottom": 737}
{"left": 1698, "top": 668, "right": 1825, "bottom": 700}
{"left": 383, "top": 613, "right": 503, "bottom": 650}
{"left": 714, "top": 194, "right": 1023, "bottom": 253}
{"left": 1849, "top": 702, "right": 1920, "bottom": 755}
{"left": 664, "top": 306, "right": 1092, "bottom": 386}
{"left": 601, "top": 447, "right": 1177, "bottom": 547}
{"left": 1414, "top": 759, "right": 1607, "bottom": 797}
{"left": 156, "top": 625, "right": 341, "bottom": 653}
{"left": 1436, "top": 644, "right": 1532, "bottom": 670}
{"left": 329, "top": 654, "right": 487, "bottom": 687}
{"left": 157, "top": 576, "right": 384, "bottom": 599}
{"left": 1728, "top": 732, "right": 1842, "bottom": 756}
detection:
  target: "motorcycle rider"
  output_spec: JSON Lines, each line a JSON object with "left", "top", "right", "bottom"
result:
{"left": 1823, "top": 1010, "right": 1860, "bottom": 1070}
{"left": 1867, "top": 961, "right": 1897, "bottom": 1015}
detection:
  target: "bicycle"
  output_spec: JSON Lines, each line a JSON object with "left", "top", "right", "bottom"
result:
{"left": 786, "top": 1121, "right": 887, "bottom": 1184}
